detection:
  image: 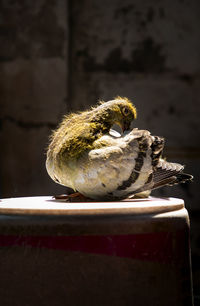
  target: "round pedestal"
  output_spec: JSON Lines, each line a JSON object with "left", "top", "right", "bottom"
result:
{"left": 0, "top": 196, "right": 193, "bottom": 306}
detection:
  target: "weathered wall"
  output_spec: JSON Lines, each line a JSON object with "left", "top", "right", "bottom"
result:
{"left": 0, "top": 1, "right": 68, "bottom": 196}
{"left": 0, "top": 0, "right": 200, "bottom": 302}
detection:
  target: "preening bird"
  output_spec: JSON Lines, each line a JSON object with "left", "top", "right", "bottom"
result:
{"left": 46, "top": 97, "right": 193, "bottom": 201}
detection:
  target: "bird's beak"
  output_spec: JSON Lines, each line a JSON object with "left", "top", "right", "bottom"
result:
{"left": 122, "top": 121, "right": 130, "bottom": 133}
{"left": 114, "top": 121, "right": 131, "bottom": 134}
{"left": 111, "top": 123, "right": 123, "bottom": 135}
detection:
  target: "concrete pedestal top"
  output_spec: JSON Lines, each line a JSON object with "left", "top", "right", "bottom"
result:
{"left": 0, "top": 196, "right": 184, "bottom": 216}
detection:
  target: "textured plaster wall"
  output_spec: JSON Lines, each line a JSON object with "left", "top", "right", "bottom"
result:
{"left": 0, "top": 1, "right": 68, "bottom": 196}
{"left": 0, "top": 0, "right": 200, "bottom": 302}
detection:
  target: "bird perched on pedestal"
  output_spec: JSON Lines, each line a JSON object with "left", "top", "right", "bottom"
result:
{"left": 46, "top": 97, "right": 192, "bottom": 201}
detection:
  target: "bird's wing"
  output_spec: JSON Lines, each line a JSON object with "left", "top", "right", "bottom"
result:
{"left": 74, "top": 128, "right": 192, "bottom": 200}
{"left": 129, "top": 158, "right": 192, "bottom": 197}
{"left": 73, "top": 129, "right": 155, "bottom": 199}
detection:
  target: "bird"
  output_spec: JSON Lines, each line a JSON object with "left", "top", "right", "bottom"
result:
{"left": 46, "top": 97, "right": 193, "bottom": 201}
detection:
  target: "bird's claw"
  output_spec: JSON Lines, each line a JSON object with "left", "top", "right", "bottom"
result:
{"left": 53, "top": 192, "right": 93, "bottom": 202}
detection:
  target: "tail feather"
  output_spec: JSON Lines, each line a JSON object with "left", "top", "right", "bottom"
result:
{"left": 133, "top": 160, "right": 193, "bottom": 196}
{"left": 167, "top": 172, "right": 193, "bottom": 185}
{"left": 152, "top": 159, "right": 193, "bottom": 190}
{"left": 131, "top": 132, "right": 193, "bottom": 197}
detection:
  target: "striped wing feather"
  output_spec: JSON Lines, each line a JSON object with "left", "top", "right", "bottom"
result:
{"left": 133, "top": 160, "right": 192, "bottom": 196}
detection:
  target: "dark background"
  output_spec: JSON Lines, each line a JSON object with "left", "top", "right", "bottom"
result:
{"left": 0, "top": 0, "right": 199, "bottom": 303}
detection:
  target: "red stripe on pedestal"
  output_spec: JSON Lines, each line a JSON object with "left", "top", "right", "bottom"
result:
{"left": 0, "top": 232, "right": 180, "bottom": 263}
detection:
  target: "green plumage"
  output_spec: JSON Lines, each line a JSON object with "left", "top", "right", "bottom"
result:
{"left": 47, "top": 97, "right": 137, "bottom": 162}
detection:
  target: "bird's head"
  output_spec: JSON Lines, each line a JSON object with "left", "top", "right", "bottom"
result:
{"left": 93, "top": 97, "right": 137, "bottom": 133}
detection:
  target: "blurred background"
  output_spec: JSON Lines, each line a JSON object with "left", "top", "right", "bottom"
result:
{"left": 0, "top": 0, "right": 199, "bottom": 302}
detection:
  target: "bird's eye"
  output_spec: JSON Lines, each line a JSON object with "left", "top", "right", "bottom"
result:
{"left": 122, "top": 107, "right": 130, "bottom": 116}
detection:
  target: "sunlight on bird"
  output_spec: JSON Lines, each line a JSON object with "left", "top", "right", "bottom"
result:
{"left": 46, "top": 97, "right": 193, "bottom": 201}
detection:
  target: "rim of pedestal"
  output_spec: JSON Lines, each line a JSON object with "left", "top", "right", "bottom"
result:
{"left": 0, "top": 196, "right": 185, "bottom": 216}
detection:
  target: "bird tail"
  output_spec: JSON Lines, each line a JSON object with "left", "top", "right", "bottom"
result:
{"left": 149, "top": 136, "right": 193, "bottom": 189}
{"left": 152, "top": 159, "right": 193, "bottom": 190}
{"left": 132, "top": 159, "right": 193, "bottom": 197}
{"left": 127, "top": 130, "right": 193, "bottom": 197}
